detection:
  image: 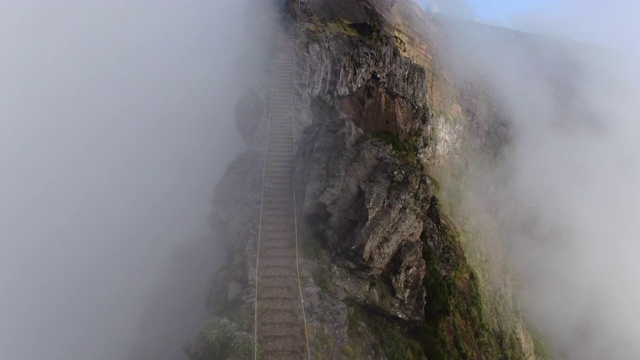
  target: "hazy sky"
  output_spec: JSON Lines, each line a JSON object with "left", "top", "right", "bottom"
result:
{"left": 431, "top": 0, "right": 640, "bottom": 358}
{"left": 0, "top": 1, "right": 256, "bottom": 359}
{"left": 4, "top": 1, "right": 638, "bottom": 359}
{"left": 418, "top": 0, "right": 640, "bottom": 49}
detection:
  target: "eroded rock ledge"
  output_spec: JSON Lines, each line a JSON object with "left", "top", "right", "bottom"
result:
{"left": 185, "top": 1, "right": 538, "bottom": 359}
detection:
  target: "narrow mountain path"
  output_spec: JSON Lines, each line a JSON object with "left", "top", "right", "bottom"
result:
{"left": 254, "top": 32, "right": 310, "bottom": 360}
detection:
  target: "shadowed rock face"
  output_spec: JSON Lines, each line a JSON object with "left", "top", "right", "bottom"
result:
{"left": 296, "top": 116, "right": 433, "bottom": 320}
{"left": 183, "top": 0, "right": 567, "bottom": 358}
{"left": 290, "top": 1, "right": 540, "bottom": 358}
{"left": 302, "top": 30, "right": 427, "bottom": 138}
{"left": 305, "top": 0, "right": 381, "bottom": 24}
{"left": 292, "top": 0, "right": 438, "bottom": 321}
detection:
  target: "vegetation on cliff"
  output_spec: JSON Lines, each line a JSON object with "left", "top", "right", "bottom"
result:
{"left": 186, "top": 1, "right": 544, "bottom": 359}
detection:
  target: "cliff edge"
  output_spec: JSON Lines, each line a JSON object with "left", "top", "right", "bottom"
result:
{"left": 184, "top": 1, "right": 552, "bottom": 359}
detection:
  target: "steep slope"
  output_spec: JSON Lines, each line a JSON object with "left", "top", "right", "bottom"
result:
{"left": 182, "top": 0, "right": 576, "bottom": 359}
{"left": 288, "top": 1, "right": 537, "bottom": 359}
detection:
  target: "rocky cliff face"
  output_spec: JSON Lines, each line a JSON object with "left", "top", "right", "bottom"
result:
{"left": 297, "top": 116, "right": 432, "bottom": 321}
{"left": 185, "top": 1, "right": 543, "bottom": 359}
{"left": 289, "top": 1, "right": 540, "bottom": 359}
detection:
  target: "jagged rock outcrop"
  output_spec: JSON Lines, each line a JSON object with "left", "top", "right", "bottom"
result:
{"left": 289, "top": 1, "right": 538, "bottom": 359}
{"left": 186, "top": 1, "right": 543, "bottom": 359}
{"left": 301, "top": 25, "right": 427, "bottom": 138}
{"left": 296, "top": 116, "right": 432, "bottom": 320}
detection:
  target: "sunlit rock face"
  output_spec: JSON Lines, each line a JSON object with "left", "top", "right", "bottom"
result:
{"left": 185, "top": 0, "right": 603, "bottom": 358}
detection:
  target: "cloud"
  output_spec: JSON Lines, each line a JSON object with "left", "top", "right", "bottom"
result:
{"left": 417, "top": 0, "right": 476, "bottom": 18}
{"left": 0, "top": 1, "right": 267, "bottom": 359}
{"left": 435, "top": 7, "right": 640, "bottom": 358}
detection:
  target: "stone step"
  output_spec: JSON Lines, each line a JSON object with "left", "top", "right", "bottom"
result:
{"left": 259, "top": 265, "right": 296, "bottom": 277}
{"left": 264, "top": 166, "right": 292, "bottom": 172}
{"left": 259, "top": 335, "right": 305, "bottom": 353}
{"left": 264, "top": 182, "right": 292, "bottom": 190}
{"left": 269, "top": 129, "right": 292, "bottom": 134}
{"left": 262, "top": 204, "right": 293, "bottom": 212}
{"left": 264, "top": 173, "right": 293, "bottom": 180}
{"left": 260, "top": 247, "right": 296, "bottom": 258}
{"left": 262, "top": 225, "right": 293, "bottom": 235}
{"left": 268, "top": 138, "right": 292, "bottom": 143}
{"left": 266, "top": 153, "right": 293, "bottom": 160}
{"left": 262, "top": 239, "right": 294, "bottom": 248}
{"left": 264, "top": 183, "right": 292, "bottom": 190}
{"left": 263, "top": 188, "right": 292, "bottom": 196}
{"left": 263, "top": 221, "right": 293, "bottom": 230}
{"left": 261, "top": 230, "right": 294, "bottom": 240}
{"left": 262, "top": 197, "right": 292, "bottom": 205}
{"left": 269, "top": 127, "right": 293, "bottom": 134}
{"left": 258, "top": 298, "right": 301, "bottom": 311}
{"left": 263, "top": 216, "right": 293, "bottom": 225}
{"left": 265, "top": 175, "right": 292, "bottom": 182}
{"left": 266, "top": 153, "right": 293, "bottom": 159}
{"left": 269, "top": 123, "right": 293, "bottom": 130}
{"left": 270, "top": 119, "right": 292, "bottom": 124}
{"left": 272, "top": 94, "right": 293, "bottom": 100}
{"left": 259, "top": 309, "right": 302, "bottom": 324}
{"left": 265, "top": 164, "right": 292, "bottom": 171}
{"left": 258, "top": 287, "right": 299, "bottom": 300}
{"left": 269, "top": 128, "right": 293, "bottom": 134}
{"left": 265, "top": 174, "right": 292, "bottom": 181}
{"left": 270, "top": 104, "right": 292, "bottom": 110}
{"left": 259, "top": 255, "right": 296, "bottom": 267}
{"left": 261, "top": 350, "right": 305, "bottom": 360}
{"left": 264, "top": 183, "right": 292, "bottom": 191}
{"left": 262, "top": 218, "right": 292, "bottom": 227}
{"left": 272, "top": 92, "right": 292, "bottom": 96}
{"left": 262, "top": 233, "right": 293, "bottom": 243}
{"left": 259, "top": 323, "right": 304, "bottom": 338}
{"left": 267, "top": 145, "right": 293, "bottom": 151}
{"left": 262, "top": 205, "right": 293, "bottom": 213}
{"left": 267, "top": 146, "right": 292, "bottom": 152}
{"left": 267, "top": 148, "right": 293, "bottom": 155}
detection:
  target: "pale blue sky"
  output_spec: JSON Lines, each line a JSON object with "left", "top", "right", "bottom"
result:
{"left": 415, "top": 0, "right": 640, "bottom": 49}
{"left": 466, "top": 0, "right": 549, "bottom": 22}
{"left": 415, "top": 0, "right": 553, "bottom": 24}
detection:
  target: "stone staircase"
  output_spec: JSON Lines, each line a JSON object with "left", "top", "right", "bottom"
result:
{"left": 254, "top": 33, "right": 309, "bottom": 360}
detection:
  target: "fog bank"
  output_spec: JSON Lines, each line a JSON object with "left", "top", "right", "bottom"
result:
{"left": 431, "top": 1, "right": 640, "bottom": 359}
{"left": 0, "top": 1, "right": 266, "bottom": 359}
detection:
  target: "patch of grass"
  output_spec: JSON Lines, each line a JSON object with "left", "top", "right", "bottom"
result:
{"left": 531, "top": 330, "right": 562, "bottom": 360}
{"left": 348, "top": 304, "right": 425, "bottom": 360}
{"left": 300, "top": 231, "right": 334, "bottom": 294}
{"left": 309, "top": 32, "right": 323, "bottom": 44}
{"left": 426, "top": 174, "right": 441, "bottom": 193}
{"left": 416, "top": 205, "right": 522, "bottom": 360}
{"left": 319, "top": 329, "right": 334, "bottom": 348}
{"left": 202, "top": 317, "right": 253, "bottom": 360}
{"left": 300, "top": 232, "right": 324, "bottom": 259}
{"left": 370, "top": 131, "right": 409, "bottom": 152}
{"left": 369, "top": 130, "right": 418, "bottom": 164}
{"left": 308, "top": 326, "right": 337, "bottom": 357}
{"left": 305, "top": 17, "right": 359, "bottom": 45}
{"left": 341, "top": 345, "right": 356, "bottom": 358}
{"left": 312, "top": 266, "right": 333, "bottom": 294}
{"left": 346, "top": 306, "right": 359, "bottom": 333}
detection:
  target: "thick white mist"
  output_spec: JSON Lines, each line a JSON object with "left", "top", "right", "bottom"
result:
{"left": 432, "top": 1, "right": 640, "bottom": 359}
{"left": 0, "top": 1, "right": 259, "bottom": 359}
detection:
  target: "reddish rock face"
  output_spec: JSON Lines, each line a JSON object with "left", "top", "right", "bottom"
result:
{"left": 338, "top": 82, "right": 426, "bottom": 138}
